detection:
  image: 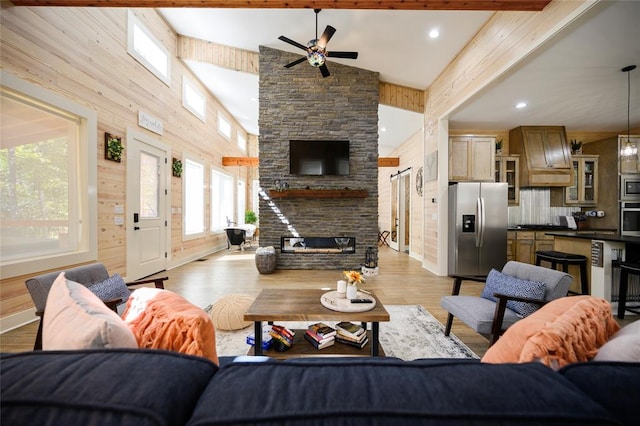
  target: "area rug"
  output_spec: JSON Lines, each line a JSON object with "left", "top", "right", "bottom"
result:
{"left": 209, "top": 304, "right": 479, "bottom": 360}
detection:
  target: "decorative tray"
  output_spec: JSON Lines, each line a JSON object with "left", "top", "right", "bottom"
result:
{"left": 320, "top": 290, "right": 376, "bottom": 313}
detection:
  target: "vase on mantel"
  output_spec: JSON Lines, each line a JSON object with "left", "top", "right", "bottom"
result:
{"left": 346, "top": 283, "right": 358, "bottom": 300}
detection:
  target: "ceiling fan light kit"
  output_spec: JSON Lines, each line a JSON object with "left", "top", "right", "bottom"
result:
{"left": 278, "top": 9, "right": 358, "bottom": 78}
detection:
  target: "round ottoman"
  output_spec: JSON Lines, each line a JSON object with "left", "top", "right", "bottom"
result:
{"left": 255, "top": 246, "right": 277, "bottom": 274}
{"left": 209, "top": 294, "right": 254, "bottom": 331}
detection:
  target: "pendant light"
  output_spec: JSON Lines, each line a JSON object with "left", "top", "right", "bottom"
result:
{"left": 620, "top": 65, "right": 637, "bottom": 158}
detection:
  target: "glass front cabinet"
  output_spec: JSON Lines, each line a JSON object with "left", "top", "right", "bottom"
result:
{"left": 565, "top": 155, "right": 598, "bottom": 205}
{"left": 495, "top": 155, "right": 520, "bottom": 205}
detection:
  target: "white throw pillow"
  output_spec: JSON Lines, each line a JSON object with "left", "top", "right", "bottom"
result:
{"left": 594, "top": 320, "right": 640, "bottom": 362}
{"left": 42, "top": 272, "right": 138, "bottom": 350}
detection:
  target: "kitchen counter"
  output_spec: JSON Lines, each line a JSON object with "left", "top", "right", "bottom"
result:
{"left": 548, "top": 232, "right": 639, "bottom": 304}
{"left": 545, "top": 232, "right": 640, "bottom": 245}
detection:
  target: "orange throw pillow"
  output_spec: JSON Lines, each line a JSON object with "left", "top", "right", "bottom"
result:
{"left": 123, "top": 288, "right": 218, "bottom": 365}
{"left": 482, "top": 296, "right": 619, "bottom": 368}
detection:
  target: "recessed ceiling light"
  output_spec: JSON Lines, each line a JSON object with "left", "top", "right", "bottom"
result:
{"left": 380, "top": 127, "right": 387, "bottom": 132}
{"left": 515, "top": 102, "right": 527, "bottom": 109}
{"left": 428, "top": 29, "right": 440, "bottom": 39}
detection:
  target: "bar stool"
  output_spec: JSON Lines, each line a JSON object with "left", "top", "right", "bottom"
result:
{"left": 535, "top": 250, "right": 589, "bottom": 295}
{"left": 618, "top": 262, "right": 640, "bottom": 319}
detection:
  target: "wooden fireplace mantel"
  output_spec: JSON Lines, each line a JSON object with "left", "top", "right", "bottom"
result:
{"left": 268, "top": 189, "right": 368, "bottom": 199}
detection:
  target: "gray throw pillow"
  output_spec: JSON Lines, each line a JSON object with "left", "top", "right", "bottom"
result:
{"left": 88, "top": 273, "right": 130, "bottom": 304}
{"left": 481, "top": 269, "right": 546, "bottom": 318}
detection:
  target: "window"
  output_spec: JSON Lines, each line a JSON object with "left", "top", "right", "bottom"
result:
{"left": 183, "top": 157, "right": 204, "bottom": 237}
{"left": 182, "top": 76, "right": 206, "bottom": 122}
{"left": 237, "top": 179, "right": 246, "bottom": 225}
{"left": 237, "top": 130, "right": 246, "bottom": 151}
{"left": 217, "top": 114, "right": 231, "bottom": 140}
{"left": 127, "top": 11, "right": 170, "bottom": 85}
{"left": 211, "top": 169, "right": 234, "bottom": 231}
{"left": 0, "top": 72, "right": 97, "bottom": 278}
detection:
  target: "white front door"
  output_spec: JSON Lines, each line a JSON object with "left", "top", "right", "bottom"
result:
{"left": 126, "top": 129, "right": 169, "bottom": 279}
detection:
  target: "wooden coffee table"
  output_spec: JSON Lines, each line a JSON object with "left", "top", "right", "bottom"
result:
{"left": 244, "top": 289, "right": 390, "bottom": 358}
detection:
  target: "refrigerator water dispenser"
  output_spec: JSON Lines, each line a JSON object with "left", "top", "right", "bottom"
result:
{"left": 462, "top": 215, "right": 475, "bottom": 232}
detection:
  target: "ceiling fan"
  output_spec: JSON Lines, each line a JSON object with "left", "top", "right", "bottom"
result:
{"left": 278, "top": 9, "right": 358, "bottom": 78}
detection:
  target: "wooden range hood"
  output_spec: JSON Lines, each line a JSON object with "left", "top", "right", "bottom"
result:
{"left": 509, "top": 126, "right": 573, "bottom": 187}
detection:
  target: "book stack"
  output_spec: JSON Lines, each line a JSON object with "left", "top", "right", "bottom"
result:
{"left": 269, "top": 324, "right": 295, "bottom": 352}
{"left": 246, "top": 327, "right": 273, "bottom": 350}
{"left": 305, "top": 322, "right": 337, "bottom": 350}
{"left": 335, "top": 321, "right": 369, "bottom": 349}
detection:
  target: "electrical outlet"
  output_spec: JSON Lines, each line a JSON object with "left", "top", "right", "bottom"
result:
{"left": 114, "top": 216, "right": 124, "bottom": 225}
{"left": 114, "top": 205, "right": 124, "bottom": 214}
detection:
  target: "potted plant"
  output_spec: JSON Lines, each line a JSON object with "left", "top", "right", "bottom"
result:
{"left": 245, "top": 210, "right": 258, "bottom": 225}
{"left": 570, "top": 140, "right": 583, "bottom": 155}
{"left": 495, "top": 137, "right": 503, "bottom": 155}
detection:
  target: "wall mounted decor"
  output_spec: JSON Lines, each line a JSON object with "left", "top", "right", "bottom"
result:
{"left": 425, "top": 151, "right": 438, "bottom": 182}
{"left": 104, "top": 132, "right": 124, "bottom": 162}
{"left": 172, "top": 158, "right": 183, "bottom": 177}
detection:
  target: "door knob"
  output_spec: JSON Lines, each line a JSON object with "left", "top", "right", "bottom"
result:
{"left": 134, "top": 226, "right": 140, "bottom": 231}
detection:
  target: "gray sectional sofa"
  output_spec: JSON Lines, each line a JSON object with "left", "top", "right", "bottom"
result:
{"left": 1, "top": 349, "right": 639, "bottom": 425}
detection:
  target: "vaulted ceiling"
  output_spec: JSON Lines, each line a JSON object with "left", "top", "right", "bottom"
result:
{"left": 10, "top": 1, "right": 639, "bottom": 155}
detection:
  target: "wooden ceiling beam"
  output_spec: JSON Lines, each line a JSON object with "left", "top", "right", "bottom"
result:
{"left": 222, "top": 156, "right": 259, "bottom": 167}
{"left": 378, "top": 158, "right": 400, "bottom": 167}
{"left": 8, "top": 1, "right": 552, "bottom": 12}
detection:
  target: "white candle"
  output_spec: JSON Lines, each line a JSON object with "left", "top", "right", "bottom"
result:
{"left": 337, "top": 280, "right": 347, "bottom": 298}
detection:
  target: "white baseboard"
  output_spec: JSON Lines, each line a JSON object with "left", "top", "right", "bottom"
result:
{"left": 1, "top": 308, "right": 37, "bottom": 334}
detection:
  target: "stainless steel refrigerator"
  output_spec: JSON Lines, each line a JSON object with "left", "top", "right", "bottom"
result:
{"left": 448, "top": 182, "right": 508, "bottom": 276}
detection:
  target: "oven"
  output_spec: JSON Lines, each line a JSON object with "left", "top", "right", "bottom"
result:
{"left": 620, "top": 174, "right": 640, "bottom": 201}
{"left": 620, "top": 202, "right": 640, "bottom": 236}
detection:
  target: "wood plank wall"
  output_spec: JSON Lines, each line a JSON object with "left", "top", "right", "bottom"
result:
{"left": 0, "top": 7, "right": 252, "bottom": 319}
{"left": 419, "top": 0, "right": 599, "bottom": 273}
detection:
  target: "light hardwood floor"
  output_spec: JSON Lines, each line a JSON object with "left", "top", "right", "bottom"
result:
{"left": 2, "top": 246, "right": 634, "bottom": 357}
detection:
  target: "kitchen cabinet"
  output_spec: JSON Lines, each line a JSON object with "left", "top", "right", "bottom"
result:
{"left": 506, "top": 231, "right": 516, "bottom": 262}
{"left": 449, "top": 136, "right": 495, "bottom": 182}
{"left": 495, "top": 155, "right": 520, "bottom": 205}
{"left": 534, "top": 232, "right": 554, "bottom": 254}
{"left": 565, "top": 155, "right": 598, "bottom": 206}
{"left": 509, "top": 126, "right": 573, "bottom": 187}
{"left": 514, "top": 231, "right": 535, "bottom": 264}
{"left": 510, "top": 230, "right": 554, "bottom": 264}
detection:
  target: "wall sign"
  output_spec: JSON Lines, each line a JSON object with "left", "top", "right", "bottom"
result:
{"left": 138, "top": 110, "right": 163, "bottom": 135}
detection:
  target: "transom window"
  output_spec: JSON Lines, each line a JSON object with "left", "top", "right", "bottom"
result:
{"left": 182, "top": 76, "right": 206, "bottom": 122}
{"left": 217, "top": 114, "right": 231, "bottom": 140}
{"left": 127, "top": 11, "right": 170, "bottom": 86}
{"left": 237, "top": 130, "right": 246, "bottom": 151}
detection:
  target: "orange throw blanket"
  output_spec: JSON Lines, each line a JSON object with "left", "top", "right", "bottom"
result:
{"left": 483, "top": 296, "right": 619, "bottom": 369}
{"left": 124, "top": 290, "right": 219, "bottom": 365}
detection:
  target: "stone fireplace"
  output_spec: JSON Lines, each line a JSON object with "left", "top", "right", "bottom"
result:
{"left": 258, "top": 46, "right": 379, "bottom": 270}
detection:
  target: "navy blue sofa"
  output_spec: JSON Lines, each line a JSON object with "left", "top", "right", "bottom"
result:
{"left": 1, "top": 349, "right": 639, "bottom": 425}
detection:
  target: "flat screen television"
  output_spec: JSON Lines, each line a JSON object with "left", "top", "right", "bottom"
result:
{"left": 289, "top": 140, "right": 350, "bottom": 176}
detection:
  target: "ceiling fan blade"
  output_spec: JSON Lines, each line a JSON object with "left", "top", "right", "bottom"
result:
{"left": 318, "top": 25, "right": 336, "bottom": 48}
{"left": 284, "top": 57, "right": 307, "bottom": 68}
{"left": 319, "top": 64, "right": 330, "bottom": 78}
{"left": 328, "top": 51, "right": 359, "bottom": 59}
{"left": 278, "top": 35, "right": 308, "bottom": 51}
